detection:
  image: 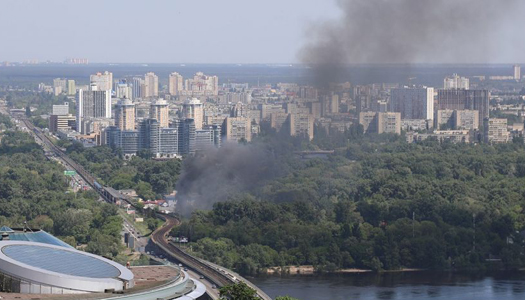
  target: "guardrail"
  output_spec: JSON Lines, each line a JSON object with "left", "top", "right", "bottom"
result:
{"left": 102, "top": 269, "right": 199, "bottom": 300}
{"left": 22, "top": 117, "right": 271, "bottom": 300}
{"left": 151, "top": 215, "right": 273, "bottom": 300}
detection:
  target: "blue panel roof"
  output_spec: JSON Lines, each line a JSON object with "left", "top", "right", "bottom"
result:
{"left": 1, "top": 231, "right": 73, "bottom": 249}
{"left": 0, "top": 226, "right": 14, "bottom": 233}
{"left": 2, "top": 245, "right": 121, "bottom": 278}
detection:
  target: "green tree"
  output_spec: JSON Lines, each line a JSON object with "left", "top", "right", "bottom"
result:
{"left": 219, "top": 282, "right": 258, "bottom": 300}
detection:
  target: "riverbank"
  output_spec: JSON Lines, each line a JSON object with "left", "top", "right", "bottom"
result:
{"left": 265, "top": 266, "right": 426, "bottom": 275}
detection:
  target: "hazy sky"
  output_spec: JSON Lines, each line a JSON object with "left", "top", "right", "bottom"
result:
{"left": 0, "top": 0, "right": 341, "bottom": 63}
{"left": 2, "top": 0, "right": 524, "bottom": 64}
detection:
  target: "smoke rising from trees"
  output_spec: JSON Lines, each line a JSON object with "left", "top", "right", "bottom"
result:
{"left": 175, "top": 143, "right": 283, "bottom": 216}
{"left": 299, "top": 0, "right": 525, "bottom": 87}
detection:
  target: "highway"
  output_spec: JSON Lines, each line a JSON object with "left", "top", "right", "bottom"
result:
{"left": 151, "top": 214, "right": 273, "bottom": 300}
{"left": 17, "top": 116, "right": 272, "bottom": 300}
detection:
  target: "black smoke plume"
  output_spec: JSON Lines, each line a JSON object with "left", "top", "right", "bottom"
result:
{"left": 300, "top": 0, "right": 525, "bottom": 87}
{"left": 175, "top": 142, "right": 283, "bottom": 216}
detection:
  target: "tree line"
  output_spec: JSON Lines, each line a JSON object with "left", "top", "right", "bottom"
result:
{"left": 173, "top": 135, "right": 525, "bottom": 274}
{"left": 0, "top": 131, "right": 122, "bottom": 259}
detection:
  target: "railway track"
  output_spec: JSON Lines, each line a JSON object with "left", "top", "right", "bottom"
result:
{"left": 151, "top": 214, "right": 231, "bottom": 288}
{"left": 21, "top": 117, "right": 272, "bottom": 299}
{"left": 151, "top": 214, "right": 273, "bottom": 300}
{"left": 22, "top": 118, "right": 122, "bottom": 204}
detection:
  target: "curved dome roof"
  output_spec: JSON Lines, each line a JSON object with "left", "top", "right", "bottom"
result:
{"left": 3, "top": 244, "right": 121, "bottom": 278}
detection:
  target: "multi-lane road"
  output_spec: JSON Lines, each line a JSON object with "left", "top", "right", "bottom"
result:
{"left": 151, "top": 214, "right": 273, "bottom": 300}
{"left": 15, "top": 115, "right": 272, "bottom": 300}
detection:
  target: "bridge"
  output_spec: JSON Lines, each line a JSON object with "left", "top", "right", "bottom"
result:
{"left": 20, "top": 117, "right": 273, "bottom": 300}
{"left": 151, "top": 214, "right": 272, "bottom": 300}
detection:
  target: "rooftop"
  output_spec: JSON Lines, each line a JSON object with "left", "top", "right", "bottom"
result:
{"left": 0, "top": 228, "right": 72, "bottom": 248}
{"left": 0, "top": 265, "right": 182, "bottom": 300}
{"left": 3, "top": 244, "right": 121, "bottom": 278}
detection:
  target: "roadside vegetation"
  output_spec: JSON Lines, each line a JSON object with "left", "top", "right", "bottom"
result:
{"left": 61, "top": 141, "right": 181, "bottom": 200}
{"left": 0, "top": 130, "right": 122, "bottom": 259}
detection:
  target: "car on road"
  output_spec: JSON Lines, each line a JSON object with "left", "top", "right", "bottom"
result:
{"left": 199, "top": 275, "right": 205, "bottom": 279}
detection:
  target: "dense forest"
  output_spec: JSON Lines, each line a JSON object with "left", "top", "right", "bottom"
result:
{"left": 62, "top": 142, "right": 181, "bottom": 200}
{"left": 0, "top": 129, "right": 122, "bottom": 259}
{"left": 173, "top": 133, "right": 525, "bottom": 275}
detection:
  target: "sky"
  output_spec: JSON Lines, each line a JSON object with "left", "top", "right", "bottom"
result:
{"left": 0, "top": 0, "right": 341, "bottom": 64}
{"left": 1, "top": 0, "right": 524, "bottom": 65}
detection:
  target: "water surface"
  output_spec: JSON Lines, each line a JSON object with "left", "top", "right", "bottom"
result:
{"left": 250, "top": 271, "right": 525, "bottom": 300}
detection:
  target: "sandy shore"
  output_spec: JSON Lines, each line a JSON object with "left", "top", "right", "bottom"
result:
{"left": 266, "top": 266, "right": 425, "bottom": 275}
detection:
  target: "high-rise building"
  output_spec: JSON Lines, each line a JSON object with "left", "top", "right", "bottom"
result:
{"left": 132, "top": 77, "right": 144, "bottom": 100}
{"left": 184, "top": 72, "right": 219, "bottom": 96}
{"left": 137, "top": 120, "right": 179, "bottom": 157}
{"left": 115, "top": 99, "right": 136, "bottom": 131}
{"left": 289, "top": 113, "right": 315, "bottom": 140}
{"left": 139, "top": 119, "right": 160, "bottom": 154}
{"left": 308, "top": 102, "right": 322, "bottom": 119}
{"left": 158, "top": 127, "right": 179, "bottom": 157}
{"left": 260, "top": 104, "right": 285, "bottom": 120}
{"left": 49, "top": 114, "right": 76, "bottom": 132}
{"left": 359, "top": 112, "right": 378, "bottom": 133}
{"left": 444, "top": 74, "right": 469, "bottom": 90}
{"left": 195, "top": 125, "right": 221, "bottom": 152}
{"left": 67, "top": 80, "right": 76, "bottom": 95}
{"left": 223, "top": 117, "right": 252, "bottom": 142}
{"left": 377, "top": 112, "right": 402, "bottom": 134}
{"left": 182, "top": 98, "right": 204, "bottom": 130}
{"left": 150, "top": 99, "right": 169, "bottom": 128}
{"left": 52, "top": 103, "right": 69, "bottom": 116}
{"left": 143, "top": 72, "right": 159, "bottom": 98}
{"left": 484, "top": 118, "right": 509, "bottom": 144}
{"left": 436, "top": 89, "right": 489, "bottom": 124}
{"left": 107, "top": 119, "right": 185, "bottom": 158}
{"left": 223, "top": 92, "right": 252, "bottom": 104}
{"left": 330, "top": 94, "right": 339, "bottom": 114}
{"left": 79, "top": 118, "right": 112, "bottom": 138}
{"left": 514, "top": 65, "right": 521, "bottom": 81}
{"left": 168, "top": 72, "right": 184, "bottom": 96}
{"left": 435, "top": 109, "right": 455, "bottom": 129}
{"left": 359, "top": 112, "right": 401, "bottom": 135}
{"left": 120, "top": 130, "right": 141, "bottom": 155}
{"left": 90, "top": 71, "right": 113, "bottom": 92}
{"left": 76, "top": 89, "right": 111, "bottom": 133}
{"left": 171, "top": 119, "right": 196, "bottom": 155}
{"left": 454, "top": 110, "right": 479, "bottom": 130}
{"left": 390, "top": 87, "right": 434, "bottom": 120}
{"left": 53, "top": 78, "right": 67, "bottom": 93}
{"left": 270, "top": 112, "right": 290, "bottom": 132}
{"left": 104, "top": 127, "right": 140, "bottom": 157}
{"left": 115, "top": 81, "right": 133, "bottom": 100}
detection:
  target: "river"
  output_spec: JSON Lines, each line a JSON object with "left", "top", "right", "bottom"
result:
{"left": 250, "top": 271, "right": 525, "bottom": 300}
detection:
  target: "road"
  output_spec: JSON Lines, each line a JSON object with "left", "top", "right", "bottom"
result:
{"left": 16, "top": 115, "right": 271, "bottom": 300}
{"left": 151, "top": 214, "right": 272, "bottom": 300}
{"left": 119, "top": 211, "right": 149, "bottom": 251}
{"left": 151, "top": 215, "right": 224, "bottom": 299}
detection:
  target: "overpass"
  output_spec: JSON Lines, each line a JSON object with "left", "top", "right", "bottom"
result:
{"left": 151, "top": 214, "right": 273, "bottom": 300}
{"left": 20, "top": 117, "right": 273, "bottom": 300}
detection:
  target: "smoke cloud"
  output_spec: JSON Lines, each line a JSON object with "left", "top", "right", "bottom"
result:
{"left": 300, "top": 0, "right": 525, "bottom": 87}
{"left": 175, "top": 143, "right": 283, "bottom": 216}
